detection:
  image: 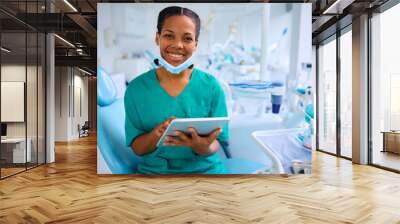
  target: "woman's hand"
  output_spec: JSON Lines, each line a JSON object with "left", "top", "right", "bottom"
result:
{"left": 132, "top": 117, "right": 175, "bottom": 156}
{"left": 151, "top": 117, "right": 175, "bottom": 139}
{"left": 164, "top": 127, "right": 222, "bottom": 156}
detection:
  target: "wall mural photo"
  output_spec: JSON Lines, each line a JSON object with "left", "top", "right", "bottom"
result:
{"left": 97, "top": 3, "right": 313, "bottom": 175}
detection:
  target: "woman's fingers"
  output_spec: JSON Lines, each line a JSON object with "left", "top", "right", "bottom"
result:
{"left": 174, "top": 130, "right": 190, "bottom": 142}
{"left": 164, "top": 136, "right": 177, "bottom": 146}
{"left": 161, "top": 116, "right": 175, "bottom": 128}
{"left": 166, "top": 116, "right": 176, "bottom": 124}
{"left": 164, "top": 135, "right": 185, "bottom": 146}
{"left": 158, "top": 117, "right": 176, "bottom": 134}
{"left": 208, "top": 128, "right": 221, "bottom": 142}
{"left": 188, "top": 127, "right": 199, "bottom": 140}
{"left": 163, "top": 126, "right": 221, "bottom": 148}
{"left": 162, "top": 120, "right": 171, "bottom": 128}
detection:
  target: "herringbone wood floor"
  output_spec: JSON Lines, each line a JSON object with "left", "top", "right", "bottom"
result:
{"left": 1, "top": 135, "right": 400, "bottom": 224}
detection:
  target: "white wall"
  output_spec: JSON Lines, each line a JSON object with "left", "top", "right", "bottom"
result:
{"left": 72, "top": 74, "right": 89, "bottom": 138}
{"left": 54, "top": 67, "right": 89, "bottom": 141}
{"left": 55, "top": 66, "right": 69, "bottom": 141}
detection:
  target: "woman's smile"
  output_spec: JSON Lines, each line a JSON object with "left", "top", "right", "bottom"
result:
{"left": 165, "top": 50, "right": 186, "bottom": 62}
{"left": 157, "top": 15, "right": 197, "bottom": 67}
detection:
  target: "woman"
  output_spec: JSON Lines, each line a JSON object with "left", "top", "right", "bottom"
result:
{"left": 124, "top": 6, "right": 229, "bottom": 174}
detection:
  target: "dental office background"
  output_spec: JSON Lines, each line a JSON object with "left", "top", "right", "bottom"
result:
{"left": 97, "top": 3, "right": 314, "bottom": 175}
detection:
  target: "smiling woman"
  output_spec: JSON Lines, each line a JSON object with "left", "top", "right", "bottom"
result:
{"left": 123, "top": 6, "right": 229, "bottom": 174}
{"left": 156, "top": 7, "right": 199, "bottom": 66}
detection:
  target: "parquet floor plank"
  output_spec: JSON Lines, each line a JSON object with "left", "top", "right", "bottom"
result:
{"left": 0, "top": 135, "right": 399, "bottom": 223}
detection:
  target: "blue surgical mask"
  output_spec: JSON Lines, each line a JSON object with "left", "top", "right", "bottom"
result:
{"left": 155, "top": 54, "right": 194, "bottom": 74}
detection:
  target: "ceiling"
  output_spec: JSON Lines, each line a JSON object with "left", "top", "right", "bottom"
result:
{"left": 311, "top": 0, "right": 391, "bottom": 44}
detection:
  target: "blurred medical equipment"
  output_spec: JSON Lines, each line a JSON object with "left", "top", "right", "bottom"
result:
{"left": 203, "top": 23, "right": 314, "bottom": 167}
{"left": 288, "top": 84, "right": 314, "bottom": 149}
{"left": 287, "top": 63, "right": 312, "bottom": 112}
{"left": 271, "top": 83, "right": 285, "bottom": 114}
{"left": 302, "top": 103, "right": 314, "bottom": 149}
{"left": 292, "top": 62, "right": 314, "bottom": 149}
{"left": 206, "top": 27, "right": 292, "bottom": 117}
{"left": 228, "top": 80, "right": 284, "bottom": 116}
{"left": 291, "top": 159, "right": 312, "bottom": 174}
{"left": 252, "top": 128, "right": 312, "bottom": 174}
{"left": 267, "top": 28, "right": 289, "bottom": 84}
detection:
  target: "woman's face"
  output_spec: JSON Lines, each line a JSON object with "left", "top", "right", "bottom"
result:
{"left": 156, "top": 15, "right": 197, "bottom": 66}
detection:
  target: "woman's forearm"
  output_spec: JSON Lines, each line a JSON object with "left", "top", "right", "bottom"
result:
{"left": 131, "top": 132, "right": 159, "bottom": 156}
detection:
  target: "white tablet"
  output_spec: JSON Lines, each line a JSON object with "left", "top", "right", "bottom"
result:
{"left": 156, "top": 117, "right": 229, "bottom": 147}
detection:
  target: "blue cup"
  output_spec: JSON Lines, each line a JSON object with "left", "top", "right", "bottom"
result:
{"left": 271, "top": 95, "right": 283, "bottom": 114}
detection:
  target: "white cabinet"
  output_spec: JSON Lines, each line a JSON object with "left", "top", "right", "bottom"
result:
{"left": 1, "top": 138, "right": 31, "bottom": 163}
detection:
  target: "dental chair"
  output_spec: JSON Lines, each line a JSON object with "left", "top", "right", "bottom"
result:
{"left": 97, "top": 67, "right": 269, "bottom": 174}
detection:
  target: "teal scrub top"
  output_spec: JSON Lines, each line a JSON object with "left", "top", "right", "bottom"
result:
{"left": 124, "top": 68, "right": 229, "bottom": 174}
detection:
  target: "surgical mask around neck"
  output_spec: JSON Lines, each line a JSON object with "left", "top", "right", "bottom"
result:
{"left": 154, "top": 53, "right": 195, "bottom": 75}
